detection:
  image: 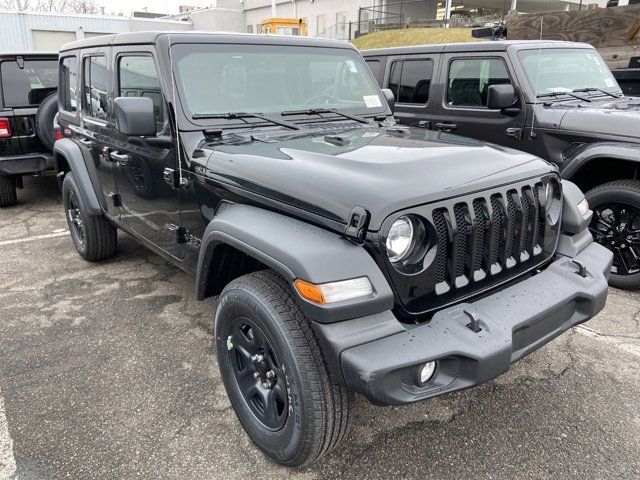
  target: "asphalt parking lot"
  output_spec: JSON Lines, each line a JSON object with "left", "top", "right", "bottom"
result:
{"left": 1, "top": 176, "right": 639, "bottom": 480}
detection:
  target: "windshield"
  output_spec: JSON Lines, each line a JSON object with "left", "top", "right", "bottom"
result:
{"left": 1, "top": 58, "right": 57, "bottom": 107}
{"left": 172, "top": 44, "right": 386, "bottom": 119}
{"left": 518, "top": 48, "right": 620, "bottom": 97}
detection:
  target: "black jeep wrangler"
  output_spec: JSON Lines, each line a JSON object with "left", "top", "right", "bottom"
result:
{"left": 363, "top": 41, "right": 640, "bottom": 289}
{"left": 0, "top": 52, "right": 59, "bottom": 206}
{"left": 55, "top": 32, "right": 611, "bottom": 467}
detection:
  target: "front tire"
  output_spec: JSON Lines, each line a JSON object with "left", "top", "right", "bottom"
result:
{"left": 215, "top": 270, "right": 352, "bottom": 467}
{"left": 62, "top": 172, "right": 117, "bottom": 261}
{"left": 586, "top": 180, "right": 640, "bottom": 289}
{"left": 0, "top": 175, "right": 17, "bottom": 207}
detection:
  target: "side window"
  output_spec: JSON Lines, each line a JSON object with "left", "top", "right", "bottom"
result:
{"left": 447, "top": 57, "right": 511, "bottom": 108}
{"left": 388, "top": 61, "right": 401, "bottom": 100}
{"left": 397, "top": 59, "right": 433, "bottom": 104}
{"left": 118, "top": 55, "right": 164, "bottom": 134}
{"left": 83, "top": 56, "right": 109, "bottom": 120}
{"left": 365, "top": 59, "right": 382, "bottom": 84}
{"left": 60, "top": 56, "right": 78, "bottom": 112}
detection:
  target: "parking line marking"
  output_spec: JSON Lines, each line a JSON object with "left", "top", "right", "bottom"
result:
{"left": 0, "top": 387, "right": 16, "bottom": 479}
{"left": 0, "top": 231, "right": 69, "bottom": 247}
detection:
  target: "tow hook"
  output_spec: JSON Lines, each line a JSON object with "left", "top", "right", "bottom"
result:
{"left": 464, "top": 309, "right": 482, "bottom": 333}
{"left": 572, "top": 259, "right": 588, "bottom": 278}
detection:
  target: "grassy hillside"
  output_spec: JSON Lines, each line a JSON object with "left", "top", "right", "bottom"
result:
{"left": 352, "top": 28, "right": 483, "bottom": 50}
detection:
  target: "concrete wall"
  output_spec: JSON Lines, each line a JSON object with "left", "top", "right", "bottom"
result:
{"left": 191, "top": 8, "right": 245, "bottom": 32}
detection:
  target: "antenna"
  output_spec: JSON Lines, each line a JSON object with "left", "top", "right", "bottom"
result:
{"left": 168, "top": 33, "right": 185, "bottom": 188}
{"left": 529, "top": 16, "right": 544, "bottom": 140}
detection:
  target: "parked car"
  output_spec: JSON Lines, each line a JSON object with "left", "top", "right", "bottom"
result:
{"left": 362, "top": 40, "right": 640, "bottom": 289}
{"left": 55, "top": 32, "right": 611, "bottom": 467}
{"left": 0, "top": 52, "right": 58, "bottom": 206}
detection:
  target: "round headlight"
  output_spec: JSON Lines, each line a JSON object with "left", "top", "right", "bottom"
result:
{"left": 386, "top": 215, "right": 415, "bottom": 263}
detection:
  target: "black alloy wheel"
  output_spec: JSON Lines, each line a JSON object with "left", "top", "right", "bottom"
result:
{"left": 227, "top": 318, "right": 289, "bottom": 431}
{"left": 66, "top": 189, "right": 86, "bottom": 247}
{"left": 586, "top": 180, "right": 640, "bottom": 289}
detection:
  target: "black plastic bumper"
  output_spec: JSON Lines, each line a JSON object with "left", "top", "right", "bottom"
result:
{"left": 0, "top": 153, "right": 53, "bottom": 176}
{"left": 332, "top": 242, "right": 612, "bottom": 406}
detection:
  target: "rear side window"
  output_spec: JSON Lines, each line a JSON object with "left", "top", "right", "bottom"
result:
{"left": 83, "top": 56, "right": 109, "bottom": 120}
{"left": 365, "top": 59, "right": 383, "bottom": 84}
{"left": 60, "top": 56, "right": 78, "bottom": 112}
{"left": 387, "top": 59, "right": 434, "bottom": 104}
{"left": 118, "top": 55, "right": 164, "bottom": 134}
{"left": 0, "top": 58, "right": 57, "bottom": 107}
{"left": 447, "top": 57, "right": 511, "bottom": 108}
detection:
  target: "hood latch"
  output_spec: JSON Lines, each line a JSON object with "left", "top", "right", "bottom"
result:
{"left": 345, "top": 206, "right": 369, "bottom": 244}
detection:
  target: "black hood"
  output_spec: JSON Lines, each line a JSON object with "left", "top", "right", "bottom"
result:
{"left": 537, "top": 96, "right": 640, "bottom": 142}
{"left": 190, "top": 124, "right": 556, "bottom": 230}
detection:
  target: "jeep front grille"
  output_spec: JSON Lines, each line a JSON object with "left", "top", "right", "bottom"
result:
{"left": 381, "top": 176, "right": 561, "bottom": 318}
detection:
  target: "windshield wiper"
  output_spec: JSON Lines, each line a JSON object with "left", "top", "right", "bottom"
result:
{"left": 192, "top": 112, "right": 300, "bottom": 130}
{"left": 536, "top": 91, "right": 591, "bottom": 102}
{"left": 572, "top": 87, "right": 621, "bottom": 99}
{"left": 280, "top": 108, "right": 370, "bottom": 124}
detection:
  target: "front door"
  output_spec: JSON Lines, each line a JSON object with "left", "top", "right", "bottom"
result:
{"left": 431, "top": 54, "right": 526, "bottom": 149}
{"left": 111, "top": 50, "right": 182, "bottom": 259}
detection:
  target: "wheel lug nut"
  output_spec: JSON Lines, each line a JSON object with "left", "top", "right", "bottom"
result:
{"left": 266, "top": 370, "right": 275, "bottom": 379}
{"left": 253, "top": 372, "right": 260, "bottom": 379}
{"left": 262, "top": 381, "right": 271, "bottom": 389}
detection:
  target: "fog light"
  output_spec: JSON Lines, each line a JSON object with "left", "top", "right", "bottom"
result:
{"left": 418, "top": 361, "right": 437, "bottom": 386}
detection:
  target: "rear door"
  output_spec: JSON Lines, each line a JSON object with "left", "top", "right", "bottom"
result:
{"left": 431, "top": 52, "right": 526, "bottom": 148}
{"left": 0, "top": 55, "right": 58, "bottom": 155}
{"left": 384, "top": 55, "right": 439, "bottom": 127}
{"left": 79, "top": 48, "right": 119, "bottom": 217}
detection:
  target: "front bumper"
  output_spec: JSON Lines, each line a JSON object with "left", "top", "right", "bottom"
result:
{"left": 335, "top": 242, "right": 612, "bottom": 406}
{"left": 0, "top": 152, "right": 53, "bottom": 176}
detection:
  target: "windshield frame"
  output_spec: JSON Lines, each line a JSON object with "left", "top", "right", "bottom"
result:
{"left": 516, "top": 47, "right": 622, "bottom": 101}
{"left": 169, "top": 42, "right": 389, "bottom": 129}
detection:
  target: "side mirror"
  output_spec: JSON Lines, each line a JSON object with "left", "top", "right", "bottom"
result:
{"left": 381, "top": 88, "right": 395, "bottom": 114}
{"left": 486, "top": 84, "right": 516, "bottom": 110}
{"left": 113, "top": 97, "right": 156, "bottom": 137}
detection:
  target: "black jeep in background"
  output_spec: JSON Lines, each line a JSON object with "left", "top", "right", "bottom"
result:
{"left": 54, "top": 32, "right": 610, "bottom": 467}
{"left": 0, "top": 52, "right": 58, "bottom": 207}
{"left": 363, "top": 41, "right": 640, "bottom": 289}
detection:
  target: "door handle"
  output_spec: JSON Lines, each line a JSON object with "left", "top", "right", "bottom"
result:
{"left": 78, "top": 138, "right": 94, "bottom": 147}
{"left": 109, "top": 151, "right": 129, "bottom": 166}
{"left": 435, "top": 122, "right": 457, "bottom": 132}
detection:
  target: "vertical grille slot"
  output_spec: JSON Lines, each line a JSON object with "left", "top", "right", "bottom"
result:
{"left": 432, "top": 208, "right": 450, "bottom": 284}
{"left": 452, "top": 203, "right": 469, "bottom": 280}
{"left": 472, "top": 198, "right": 487, "bottom": 273}
{"left": 533, "top": 183, "right": 546, "bottom": 253}
{"left": 488, "top": 194, "right": 505, "bottom": 270}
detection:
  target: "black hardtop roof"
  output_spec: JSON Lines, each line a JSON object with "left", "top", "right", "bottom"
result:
{"left": 60, "top": 31, "right": 355, "bottom": 52}
{"left": 361, "top": 40, "right": 594, "bottom": 57}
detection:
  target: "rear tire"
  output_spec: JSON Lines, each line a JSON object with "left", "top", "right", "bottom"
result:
{"left": 35, "top": 92, "right": 58, "bottom": 151}
{"left": 586, "top": 179, "right": 640, "bottom": 290}
{"left": 0, "top": 176, "right": 17, "bottom": 207}
{"left": 215, "top": 270, "right": 352, "bottom": 467}
{"left": 62, "top": 172, "right": 117, "bottom": 261}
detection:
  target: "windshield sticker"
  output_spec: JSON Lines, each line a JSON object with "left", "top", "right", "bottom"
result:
{"left": 604, "top": 78, "right": 615, "bottom": 88}
{"left": 363, "top": 95, "right": 382, "bottom": 108}
{"left": 345, "top": 60, "right": 358, "bottom": 73}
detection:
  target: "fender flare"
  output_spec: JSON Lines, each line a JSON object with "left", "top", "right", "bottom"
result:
{"left": 196, "top": 204, "right": 395, "bottom": 323}
{"left": 560, "top": 142, "right": 640, "bottom": 181}
{"left": 53, "top": 138, "right": 103, "bottom": 215}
